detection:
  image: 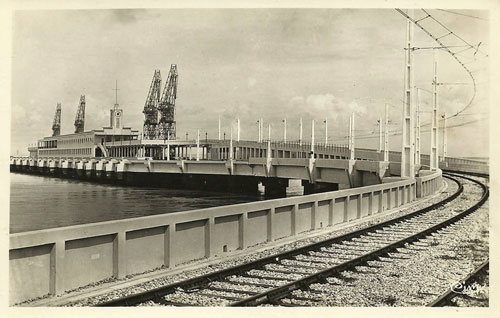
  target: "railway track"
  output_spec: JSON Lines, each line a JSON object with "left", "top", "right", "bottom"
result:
{"left": 427, "top": 259, "right": 489, "bottom": 307}
{"left": 96, "top": 172, "right": 488, "bottom": 307}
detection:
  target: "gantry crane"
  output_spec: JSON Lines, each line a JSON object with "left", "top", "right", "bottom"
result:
{"left": 158, "top": 65, "right": 178, "bottom": 140}
{"left": 52, "top": 103, "right": 61, "bottom": 136}
{"left": 142, "top": 70, "right": 162, "bottom": 139}
{"left": 74, "top": 95, "right": 85, "bottom": 133}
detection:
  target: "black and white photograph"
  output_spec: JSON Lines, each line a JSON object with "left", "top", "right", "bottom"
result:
{"left": 3, "top": 0, "right": 497, "bottom": 315}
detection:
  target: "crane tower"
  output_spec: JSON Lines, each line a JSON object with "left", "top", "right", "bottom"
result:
{"left": 143, "top": 70, "right": 162, "bottom": 139}
{"left": 74, "top": 95, "right": 86, "bottom": 133}
{"left": 52, "top": 103, "right": 61, "bottom": 136}
{"left": 158, "top": 64, "right": 178, "bottom": 140}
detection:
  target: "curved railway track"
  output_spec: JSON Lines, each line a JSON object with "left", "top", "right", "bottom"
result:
{"left": 427, "top": 259, "right": 489, "bottom": 307}
{"left": 96, "top": 172, "right": 488, "bottom": 307}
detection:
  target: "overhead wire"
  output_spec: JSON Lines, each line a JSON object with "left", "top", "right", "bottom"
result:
{"left": 436, "top": 9, "right": 488, "bottom": 22}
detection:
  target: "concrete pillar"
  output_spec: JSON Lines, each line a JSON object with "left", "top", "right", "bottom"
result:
{"left": 167, "top": 143, "right": 170, "bottom": 160}
{"left": 196, "top": 129, "right": 200, "bottom": 161}
{"left": 237, "top": 118, "right": 240, "bottom": 142}
{"left": 310, "top": 119, "right": 315, "bottom": 158}
{"left": 239, "top": 213, "right": 247, "bottom": 250}
{"left": 267, "top": 208, "right": 275, "bottom": 242}
{"left": 283, "top": 118, "right": 287, "bottom": 142}
{"left": 415, "top": 88, "right": 421, "bottom": 165}
{"left": 324, "top": 118, "right": 328, "bottom": 145}
{"left": 291, "top": 204, "right": 297, "bottom": 236}
{"left": 260, "top": 118, "right": 264, "bottom": 142}
{"left": 267, "top": 124, "right": 271, "bottom": 161}
{"left": 229, "top": 127, "right": 233, "bottom": 160}
{"left": 401, "top": 10, "right": 415, "bottom": 178}
{"left": 257, "top": 119, "right": 261, "bottom": 143}
{"left": 442, "top": 112, "right": 447, "bottom": 161}
{"left": 378, "top": 118, "right": 382, "bottom": 152}
{"left": 384, "top": 104, "right": 389, "bottom": 162}
{"left": 205, "top": 217, "right": 214, "bottom": 258}
{"left": 299, "top": 117, "right": 303, "bottom": 146}
{"left": 430, "top": 52, "right": 439, "bottom": 170}
{"left": 50, "top": 240, "right": 65, "bottom": 295}
{"left": 164, "top": 225, "right": 171, "bottom": 268}
{"left": 350, "top": 113, "right": 355, "bottom": 160}
{"left": 113, "top": 232, "right": 127, "bottom": 279}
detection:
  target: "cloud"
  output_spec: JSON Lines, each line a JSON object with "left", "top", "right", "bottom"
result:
{"left": 289, "top": 94, "right": 367, "bottom": 121}
{"left": 247, "top": 77, "right": 257, "bottom": 88}
{"left": 112, "top": 10, "right": 140, "bottom": 24}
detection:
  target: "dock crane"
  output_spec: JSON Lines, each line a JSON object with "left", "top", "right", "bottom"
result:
{"left": 158, "top": 65, "right": 178, "bottom": 140}
{"left": 143, "top": 70, "right": 162, "bottom": 139}
{"left": 74, "top": 95, "right": 85, "bottom": 133}
{"left": 52, "top": 103, "right": 61, "bottom": 136}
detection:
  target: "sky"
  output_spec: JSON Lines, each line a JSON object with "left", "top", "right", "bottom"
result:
{"left": 10, "top": 8, "right": 490, "bottom": 158}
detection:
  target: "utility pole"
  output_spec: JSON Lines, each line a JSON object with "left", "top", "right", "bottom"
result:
{"left": 283, "top": 118, "right": 287, "bottom": 142}
{"left": 430, "top": 52, "right": 439, "bottom": 170}
{"left": 442, "top": 113, "right": 447, "bottom": 161}
{"left": 196, "top": 129, "right": 200, "bottom": 161}
{"left": 401, "top": 10, "right": 415, "bottom": 178}
{"left": 384, "top": 104, "right": 389, "bottom": 162}
{"left": 237, "top": 118, "right": 240, "bottom": 142}
{"left": 324, "top": 118, "right": 328, "bottom": 145}
{"left": 267, "top": 124, "right": 271, "bottom": 161}
{"left": 310, "top": 119, "right": 315, "bottom": 158}
{"left": 218, "top": 116, "right": 221, "bottom": 140}
{"left": 299, "top": 118, "right": 303, "bottom": 146}
{"left": 350, "top": 113, "right": 355, "bottom": 160}
{"left": 258, "top": 118, "right": 264, "bottom": 143}
{"left": 415, "top": 88, "right": 421, "bottom": 165}
{"left": 378, "top": 118, "right": 382, "bottom": 152}
{"left": 229, "top": 127, "right": 233, "bottom": 160}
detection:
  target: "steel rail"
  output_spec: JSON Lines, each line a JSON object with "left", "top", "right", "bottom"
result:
{"left": 230, "top": 173, "right": 488, "bottom": 306}
{"left": 427, "top": 258, "right": 489, "bottom": 307}
{"left": 96, "top": 174, "right": 460, "bottom": 306}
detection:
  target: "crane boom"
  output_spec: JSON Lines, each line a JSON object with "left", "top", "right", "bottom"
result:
{"left": 142, "top": 70, "right": 162, "bottom": 139}
{"left": 52, "top": 103, "right": 61, "bottom": 136}
{"left": 158, "top": 64, "right": 178, "bottom": 140}
{"left": 74, "top": 96, "right": 85, "bottom": 133}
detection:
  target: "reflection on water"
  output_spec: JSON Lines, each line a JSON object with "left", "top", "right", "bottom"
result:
{"left": 9, "top": 173, "right": 267, "bottom": 233}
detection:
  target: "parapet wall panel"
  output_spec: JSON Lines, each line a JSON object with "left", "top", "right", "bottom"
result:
{"left": 246, "top": 210, "right": 269, "bottom": 247}
{"left": 64, "top": 234, "right": 114, "bottom": 291}
{"left": 273, "top": 206, "right": 293, "bottom": 240}
{"left": 125, "top": 226, "right": 166, "bottom": 275}
{"left": 347, "top": 195, "right": 359, "bottom": 221}
{"left": 213, "top": 215, "right": 240, "bottom": 255}
{"left": 9, "top": 244, "right": 52, "bottom": 305}
{"left": 172, "top": 220, "right": 207, "bottom": 266}
{"left": 315, "top": 200, "right": 330, "bottom": 229}
{"left": 372, "top": 191, "right": 381, "bottom": 214}
{"left": 360, "top": 193, "right": 370, "bottom": 217}
{"left": 296, "top": 203, "right": 313, "bottom": 234}
{"left": 333, "top": 197, "right": 346, "bottom": 224}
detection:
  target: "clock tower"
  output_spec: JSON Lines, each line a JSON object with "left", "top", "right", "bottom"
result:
{"left": 110, "top": 103, "right": 123, "bottom": 129}
{"left": 110, "top": 80, "right": 123, "bottom": 130}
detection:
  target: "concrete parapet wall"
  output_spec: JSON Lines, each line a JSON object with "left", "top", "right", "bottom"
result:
{"left": 9, "top": 169, "right": 442, "bottom": 305}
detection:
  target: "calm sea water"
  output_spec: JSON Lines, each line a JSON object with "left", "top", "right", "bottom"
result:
{"left": 9, "top": 173, "right": 268, "bottom": 233}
